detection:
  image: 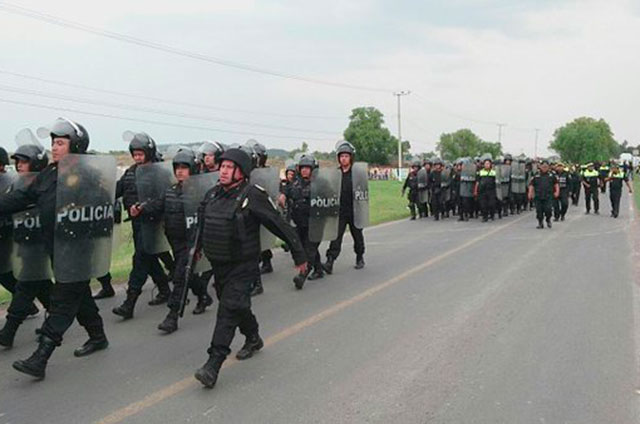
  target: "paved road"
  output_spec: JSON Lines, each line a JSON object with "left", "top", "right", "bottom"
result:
{"left": 1, "top": 193, "right": 638, "bottom": 424}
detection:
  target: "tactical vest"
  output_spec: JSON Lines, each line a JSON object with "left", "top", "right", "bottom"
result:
{"left": 557, "top": 172, "right": 568, "bottom": 189}
{"left": 477, "top": 169, "right": 496, "bottom": 193}
{"left": 201, "top": 184, "right": 260, "bottom": 263}
{"left": 163, "top": 184, "right": 186, "bottom": 242}
{"left": 289, "top": 178, "right": 311, "bottom": 227}
{"left": 121, "top": 165, "right": 138, "bottom": 210}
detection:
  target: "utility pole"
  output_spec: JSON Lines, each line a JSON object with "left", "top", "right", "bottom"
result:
{"left": 497, "top": 123, "right": 506, "bottom": 143}
{"left": 394, "top": 90, "right": 410, "bottom": 179}
{"left": 534, "top": 128, "right": 540, "bottom": 159}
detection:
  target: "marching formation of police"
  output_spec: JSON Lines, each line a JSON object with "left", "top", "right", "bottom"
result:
{"left": 0, "top": 119, "right": 370, "bottom": 389}
{"left": 402, "top": 154, "right": 633, "bottom": 229}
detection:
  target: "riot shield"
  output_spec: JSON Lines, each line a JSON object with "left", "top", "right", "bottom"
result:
{"left": 11, "top": 172, "right": 52, "bottom": 281}
{"left": 0, "top": 172, "right": 16, "bottom": 274}
{"left": 309, "top": 168, "right": 341, "bottom": 243}
{"left": 417, "top": 168, "right": 429, "bottom": 203}
{"left": 250, "top": 167, "right": 281, "bottom": 250}
{"left": 183, "top": 172, "right": 218, "bottom": 273}
{"left": 494, "top": 166, "right": 503, "bottom": 201}
{"left": 459, "top": 161, "right": 476, "bottom": 198}
{"left": 441, "top": 168, "right": 452, "bottom": 203}
{"left": 511, "top": 163, "right": 527, "bottom": 194}
{"left": 135, "top": 162, "right": 176, "bottom": 255}
{"left": 54, "top": 154, "right": 116, "bottom": 283}
{"left": 352, "top": 162, "right": 369, "bottom": 229}
{"left": 500, "top": 164, "right": 511, "bottom": 199}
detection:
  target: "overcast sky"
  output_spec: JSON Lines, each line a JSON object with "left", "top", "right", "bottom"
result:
{"left": 0, "top": 0, "right": 638, "bottom": 157}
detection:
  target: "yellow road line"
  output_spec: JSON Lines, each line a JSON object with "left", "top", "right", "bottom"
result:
{"left": 96, "top": 214, "right": 528, "bottom": 424}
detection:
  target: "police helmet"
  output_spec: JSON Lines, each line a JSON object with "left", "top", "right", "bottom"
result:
{"left": 11, "top": 144, "right": 49, "bottom": 172}
{"left": 124, "top": 131, "right": 157, "bottom": 162}
{"left": 298, "top": 154, "right": 318, "bottom": 169}
{"left": 37, "top": 117, "right": 90, "bottom": 154}
{"left": 335, "top": 140, "right": 356, "bottom": 157}
{"left": 172, "top": 148, "right": 198, "bottom": 174}
{"left": 198, "top": 141, "right": 225, "bottom": 165}
{"left": 219, "top": 148, "right": 253, "bottom": 178}
{"left": 0, "top": 147, "right": 8, "bottom": 166}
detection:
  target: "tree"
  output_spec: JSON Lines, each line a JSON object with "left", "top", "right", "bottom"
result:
{"left": 343, "top": 107, "right": 397, "bottom": 165}
{"left": 401, "top": 140, "right": 412, "bottom": 162}
{"left": 549, "top": 117, "right": 618, "bottom": 163}
{"left": 478, "top": 141, "right": 503, "bottom": 159}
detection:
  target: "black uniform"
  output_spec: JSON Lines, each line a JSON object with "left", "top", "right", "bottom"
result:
{"left": 429, "top": 170, "right": 443, "bottom": 220}
{"left": 283, "top": 175, "right": 322, "bottom": 275}
{"left": 0, "top": 163, "right": 106, "bottom": 347}
{"left": 530, "top": 172, "right": 558, "bottom": 225}
{"left": 553, "top": 171, "right": 570, "bottom": 220}
{"left": 326, "top": 167, "right": 365, "bottom": 262}
{"left": 608, "top": 170, "right": 628, "bottom": 218}
{"left": 146, "top": 182, "right": 210, "bottom": 315}
{"left": 582, "top": 169, "right": 600, "bottom": 213}
{"left": 402, "top": 170, "right": 419, "bottom": 219}
{"left": 199, "top": 182, "right": 306, "bottom": 361}
{"left": 116, "top": 165, "right": 171, "bottom": 298}
{"left": 476, "top": 169, "right": 497, "bottom": 221}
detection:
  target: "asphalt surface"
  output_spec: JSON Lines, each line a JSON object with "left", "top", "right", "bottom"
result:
{"left": 1, "top": 192, "right": 638, "bottom": 424}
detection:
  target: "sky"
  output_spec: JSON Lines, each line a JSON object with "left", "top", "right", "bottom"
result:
{"left": 0, "top": 0, "right": 638, "bottom": 158}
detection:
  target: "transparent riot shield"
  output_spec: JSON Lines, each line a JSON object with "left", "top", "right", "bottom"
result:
{"left": 441, "top": 168, "right": 452, "bottom": 203}
{"left": 10, "top": 172, "right": 52, "bottom": 281}
{"left": 54, "top": 154, "right": 116, "bottom": 283}
{"left": 183, "top": 172, "right": 218, "bottom": 273}
{"left": 135, "top": 162, "right": 176, "bottom": 255}
{"left": 459, "top": 161, "right": 476, "bottom": 198}
{"left": 511, "top": 163, "right": 527, "bottom": 194}
{"left": 309, "top": 168, "right": 342, "bottom": 243}
{"left": 494, "top": 165, "right": 503, "bottom": 201}
{"left": 250, "top": 167, "right": 280, "bottom": 250}
{"left": 417, "top": 167, "right": 429, "bottom": 204}
{"left": 501, "top": 164, "right": 511, "bottom": 199}
{"left": 0, "top": 171, "right": 16, "bottom": 274}
{"left": 352, "top": 162, "right": 369, "bottom": 229}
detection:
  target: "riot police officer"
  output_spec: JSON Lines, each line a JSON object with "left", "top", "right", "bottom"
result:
{"left": 529, "top": 160, "right": 559, "bottom": 229}
{"left": 605, "top": 162, "right": 632, "bottom": 218}
{"left": 0, "top": 118, "right": 109, "bottom": 379}
{"left": 197, "top": 141, "right": 225, "bottom": 173}
{"left": 0, "top": 146, "right": 19, "bottom": 302}
{"left": 282, "top": 155, "right": 324, "bottom": 287}
{"left": 474, "top": 157, "right": 497, "bottom": 222}
{"left": 553, "top": 163, "right": 570, "bottom": 221}
{"left": 112, "top": 132, "right": 172, "bottom": 320}
{"left": 141, "top": 149, "right": 214, "bottom": 334}
{"left": 192, "top": 148, "right": 307, "bottom": 389}
{"left": 429, "top": 159, "right": 444, "bottom": 220}
{"left": 582, "top": 163, "right": 600, "bottom": 214}
{"left": 0, "top": 139, "right": 53, "bottom": 348}
{"left": 323, "top": 141, "right": 366, "bottom": 272}
{"left": 402, "top": 160, "right": 421, "bottom": 220}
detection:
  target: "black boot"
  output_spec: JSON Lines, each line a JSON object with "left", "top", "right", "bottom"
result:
{"left": 148, "top": 289, "right": 171, "bottom": 306}
{"left": 259, "top": 259, "right": 273, "bottom": 275}
{"left": 112, "top": 289, "right": 139, "bottom": 320}
{"left": 536, "top": 220, "right": 544, "bottom": 229}
{"left": 236, "top": 333, "right": 264, "bottom": 360}
{"left": 0, "top": 319, "right": 20, "bottom": 348}
{"left": 307, "top": 268, "right": 324, "bottom": 281}
{"left": 193, "top": 294, "right": 213, "bottom": 315}
{"left": 74, "top": 326, "right": 108, "bottom": 357}
{"left": 322, "top": 257, "right": 335, "bottom": 275}
{"left": 293, "top": 269, "right": 309, "bottom": 290}
{"left": 94, "top": 274, "right": 115, "bottom": 299}
{"left": 13, "top": 336, "right": 57, "bottom": 379}
{"left": 546, "top": 218, "right": 552, "bottom": 228}
{"left": 355, "top": 255, "right": 365, "bottom": 270}
{"left": 158, "top": 310, "right": 179, "bottom": 334}
{"left": 27, "top": 303, "right": 39, "bottom": 316}
{"left": 194, "top": 355, "right": 225, "bottom": 389}
{"left": 250, "top": 279, "right": 264, "bottom": 297}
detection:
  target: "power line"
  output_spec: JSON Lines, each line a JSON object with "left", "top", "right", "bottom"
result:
{"left": 0, "top": 2, "right": 394, "bottom": 93}
{"left": 0, "top": 98, "right": 333, "bottom": 141}
{"left": 0, "top": 68, "right": 345, "bottom": 120}
{"left": 411, "top": 92, "right": 501, "bottom": 127}
{"left": 0, "top": 84, "right": 339, "bottom": 135}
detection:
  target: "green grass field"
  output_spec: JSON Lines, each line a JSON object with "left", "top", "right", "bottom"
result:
{"left": 0, "top": 180, "right": 409, "bottom": 305}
